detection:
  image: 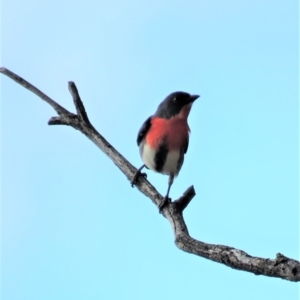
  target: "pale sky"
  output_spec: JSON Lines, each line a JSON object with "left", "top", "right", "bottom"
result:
{"left": 2, "top": 0, "right": 299, "bottom": 299}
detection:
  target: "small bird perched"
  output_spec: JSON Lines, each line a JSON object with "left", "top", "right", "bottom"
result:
{"left": 132, "top": 91, "right": 199, "bottom": 212}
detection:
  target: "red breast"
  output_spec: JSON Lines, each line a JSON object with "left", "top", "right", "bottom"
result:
{"left": 146, "top": 116, "right": 190, "bottom": 151}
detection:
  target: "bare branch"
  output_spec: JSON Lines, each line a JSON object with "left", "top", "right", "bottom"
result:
{"left": 0, "top": 67, "right": 70, "bottom": 116}
{"left": 68, "top": 81, "right": 91, "bottom": 125}
{"left": 173, "top": 185, "right": 196, "bottom": 212}
{"left": 48, "top": 116, "right": 73, "bottom": 126}
{"left": 1, "top": 66, "right": 299, "bottom": 282}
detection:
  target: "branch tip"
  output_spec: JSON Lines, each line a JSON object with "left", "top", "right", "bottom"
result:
{"left": 173, "top": 185, "right": 196, "bottom": 212}
{"left": 48, "top": 116, "right": 68, "bottom": 126}
{"left": 0, "top": 67, "right": 70, "bottom": 116}
{"left": 68, "top": 81, "right": 77, "bottom": 92}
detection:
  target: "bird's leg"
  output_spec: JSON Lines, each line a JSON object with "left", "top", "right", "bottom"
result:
{"left": 159, "top": 174, "right": 174, "bottom": 213}
{"left": 131, "top": 164, "right": 147, "bottom": 187}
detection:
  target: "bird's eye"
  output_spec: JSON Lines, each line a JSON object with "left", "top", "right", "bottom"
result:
{"left": 173, "top": 97, "right": 177, "bottom": 102}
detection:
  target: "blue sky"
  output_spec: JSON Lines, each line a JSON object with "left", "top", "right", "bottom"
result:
{"left": 1, "top": 0, "right": 299, "bottom": 299}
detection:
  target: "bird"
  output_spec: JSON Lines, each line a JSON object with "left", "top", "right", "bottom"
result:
{"left": 131, "top": 91, "right": 199, "bottom": 212}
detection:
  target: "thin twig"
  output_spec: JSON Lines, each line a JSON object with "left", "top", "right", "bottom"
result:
{"left": 68, "top": 81, "right": 91, "bottom": 125}
{"left": 173, "top": 185, "right": 196, "bottom": 212}
{"left": 0, "top": 67, "right": 70, "bottom": 116}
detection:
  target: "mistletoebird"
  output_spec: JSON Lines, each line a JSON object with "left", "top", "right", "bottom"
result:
{"left": 131, "top": 91, "right": 199, "bottom": 212}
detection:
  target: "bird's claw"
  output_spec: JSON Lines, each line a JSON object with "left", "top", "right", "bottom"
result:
{"left": 131, "top": 171, "right": 147, "bottom": 187}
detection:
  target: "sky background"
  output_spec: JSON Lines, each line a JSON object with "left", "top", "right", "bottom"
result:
{"left": 1, "top": 0, "right": 299, "bottom": 299}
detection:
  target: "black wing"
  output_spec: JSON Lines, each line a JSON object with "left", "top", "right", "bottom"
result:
{"left": 137, "top": 116, "right": 152, "bottom": 146}
{"left": 184, "top": 136, "right": 189, "bottom": 154}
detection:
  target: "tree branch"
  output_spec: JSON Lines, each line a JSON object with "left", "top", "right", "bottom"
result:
{"left": 1, "top": 67, "right": 299, "bottom": 282}
{"left": 68, "top": 81, "right": 91, "bottom": 125}
{"left": 0, "top": 67, "right": 71, "bottom": 116}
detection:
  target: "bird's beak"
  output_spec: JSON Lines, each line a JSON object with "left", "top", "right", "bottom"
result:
{"left": 189, "top": 94, "right": 200, "bottom": 103}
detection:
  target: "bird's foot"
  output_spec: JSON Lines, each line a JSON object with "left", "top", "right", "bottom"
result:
{"left": 131, "top": 170, "right": 147, "bottom": 187}
{"left": 159, "top": 196, "right": 171, "bottom": 213}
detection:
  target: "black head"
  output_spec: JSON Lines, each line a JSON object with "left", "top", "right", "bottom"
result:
{"left": 154, "top": 91, "right": 199, "bottom": 119}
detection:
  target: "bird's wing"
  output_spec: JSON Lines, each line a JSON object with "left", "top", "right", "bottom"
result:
{"left": 137, "top": 116, "right": 152, "bottom": 146}
{"left": 184, "top": 136, "right": 189, "bottom": 154}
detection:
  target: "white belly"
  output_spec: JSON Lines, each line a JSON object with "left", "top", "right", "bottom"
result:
{"left": 141, "top": 143, "right": 157, "bottom": 171}
{"left": 141, "top": 143, "right": 181, "bottom": 176}
{"left": 161, "top": 151, "right": 180, "bottom": 175}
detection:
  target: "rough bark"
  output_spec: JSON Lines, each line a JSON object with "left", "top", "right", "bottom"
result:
{"left": 1, "top": 67, "right": 299, "bottom": 282}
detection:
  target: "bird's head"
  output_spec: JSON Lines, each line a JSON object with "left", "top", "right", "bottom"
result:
{"left": 154, "top": 91, "right": 199, "bottom": 119}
